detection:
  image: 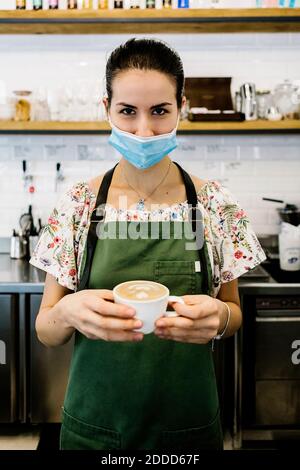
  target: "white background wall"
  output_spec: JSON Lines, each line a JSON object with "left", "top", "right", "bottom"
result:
{"left": 0, "top": 33, "right": 300, "bottom": 237}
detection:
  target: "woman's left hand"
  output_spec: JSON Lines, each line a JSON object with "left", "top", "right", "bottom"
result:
{"left": 154, "top": 295, "right": 225, "bottom": 344}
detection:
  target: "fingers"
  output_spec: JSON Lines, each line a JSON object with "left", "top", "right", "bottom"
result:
{"left": 172, "top": 296, "right": 216, "bottom": 320}
{"left": 164, "top": 302, "right": 205, "bottom": 320}
{"left": 154, "top": 312, "right": 219, "bottom": 344}
{"left": 73, "top": 291, "right": 144, "bottom": 342}
{"left": 181, "top": 294, "right": 208, "bottom": 305}
{"left": 92, "top": 289, "right": 114, "bottom": 301}
{"left": 156, "top": 316, "right": 194, "bottom": 329}
{"left": 79, "top": 309, "right": 142, "bottom": 331}
{"left": 79, "top": 324, "right": 143, "bottom": 343}
{"left": 156, "top": 314, "right": 218, "bottom": 330}
{"left": 155, "top": 326, "right": 214, "bottom": 344}
{"left": 84, "top": 294, "right": 136, "bottom": 318}
{"left": 98, "top": 298, "right": 136, "bottom": 318}
{"left": 100, "top": 316, "right": 143, "bottom": 332}
{"left": 76, "top": 310, "right": 144, "bottom": 342}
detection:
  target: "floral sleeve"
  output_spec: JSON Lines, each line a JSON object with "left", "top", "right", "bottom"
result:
{"left": 29, "top": 182, "right": 93, "bottom": 291}
{"left": 202, "top": 181, "right": 267, "bottom": 290}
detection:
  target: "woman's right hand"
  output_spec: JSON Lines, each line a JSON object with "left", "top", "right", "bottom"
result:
{"left": 58, "top": 289, "right": 143, "bottom": 342}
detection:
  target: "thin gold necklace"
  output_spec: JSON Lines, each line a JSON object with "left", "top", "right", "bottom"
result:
{"left": 122, "top": 160, "right": 172, "bottom": 210}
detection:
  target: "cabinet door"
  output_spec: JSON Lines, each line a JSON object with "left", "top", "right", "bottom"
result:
{"left": 254, "top": 317, "right": 300, "bottom": 426}
{"left": 255, "top": 318, "right": 300, "bottom": 380}
{"left": 0, "top": 294, "right": 17, "bottom": 423}
{"left": 29, "top": 294, "right": 74, "bottom": 423}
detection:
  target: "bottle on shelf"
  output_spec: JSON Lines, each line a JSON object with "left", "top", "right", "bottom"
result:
{"left": 108, "top": 0, "right": 123, "bottom": 7}
{"left": 68, "top": 0, "right": 78, "bottom": 8}
{"left": 145, "top": 0, "right": 155, "bottom": 8}
{"left": 49, "top": 0, "right": 59, "bottom": 7}
{"left": 16, "top": 0, "right": 26, "bottom": 9}
{"left": 177, "top": 0, "right": 189, "bottom": 7}
{"left": 33, "top": 0, "right": 43, "bottom": 9}
{"left": 98, "top": 0, "right": 108, "bottom": 8}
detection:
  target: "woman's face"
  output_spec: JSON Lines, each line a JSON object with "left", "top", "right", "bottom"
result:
{"left": 104, "top": 69, "right": 185, "bottom": 137}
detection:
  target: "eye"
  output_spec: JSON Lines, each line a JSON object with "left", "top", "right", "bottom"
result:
{"left": 152, "top": 107, "right": 168, "bottom": 116}
{"left": 120, "top": 107, "right": 135, "bottom": 115}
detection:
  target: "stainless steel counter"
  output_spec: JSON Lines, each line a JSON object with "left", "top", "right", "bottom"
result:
{"left": 0, "top": 254, "right": 45, "bottom": 293}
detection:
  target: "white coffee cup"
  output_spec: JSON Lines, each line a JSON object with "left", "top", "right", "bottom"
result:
{"left": 113, "top": 280, "right": 184, "bottom": 335}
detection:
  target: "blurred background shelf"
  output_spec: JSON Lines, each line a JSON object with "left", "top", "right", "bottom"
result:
{"left": 0, "top": 9, "right": 300, "bottom": 34}
{"left": 0, "top": 119, "right": 300, "bottom": 134}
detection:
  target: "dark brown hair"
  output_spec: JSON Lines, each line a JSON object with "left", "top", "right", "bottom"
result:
{"left": 105, "top": 38, "right": 184, "bottom": 108}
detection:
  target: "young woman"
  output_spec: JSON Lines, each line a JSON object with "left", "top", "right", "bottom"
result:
{"left": 30, "top": 38, "right": 266, "bottom": 450}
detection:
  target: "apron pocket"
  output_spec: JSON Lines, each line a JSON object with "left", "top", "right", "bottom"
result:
{"left": 154, "top": 260, "right": 198, "bottom": 296}
{"left": 60, "top": 407, "right": 121, "bottom": 450}
{"left": 159, "top": 410, "right": 223, "bottom": 451}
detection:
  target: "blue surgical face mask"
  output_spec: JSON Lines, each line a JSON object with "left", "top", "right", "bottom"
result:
{"left": 107, "top": 116, "right": 179, "bottom": 170}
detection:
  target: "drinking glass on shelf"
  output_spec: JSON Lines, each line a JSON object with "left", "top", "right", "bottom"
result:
{"left": 0, "top": 95, "right": 15, "bottom": 121}
{"left": 256, "top": 90, "right": 271, "bottom": 120}
{"left": 57, "top": 85, "right": 75, "bottom": 121}
{"left": 47, "top": 90, "right": 61, "bottom": 121}
{"left": 32, "top": 87, "right": 50, "bottom": 121}
{"left": 76, "top": 81, "right": 90, "bottom": 122}
{"left": 89, "top": 82, "right": 104, "bottom": 122}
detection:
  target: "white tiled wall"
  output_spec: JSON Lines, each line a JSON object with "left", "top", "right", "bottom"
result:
{"left": 0, "top": 33, "right": 300, "bottom": 237}
{"left": 1, "top": 33, "right": 300, "bottom": 100}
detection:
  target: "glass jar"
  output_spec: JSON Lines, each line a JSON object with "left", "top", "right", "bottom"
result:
{"left": 273, "top": 80, "right": 300, "bottom": 119}
{"left": 0, "top": 96, "right": 15, "bottom": 121}
{"left": 256, "top": 90, "right": 271, "bottom": 119}
{"left": 13, "top": 90, "right": 32, "bottom": 122}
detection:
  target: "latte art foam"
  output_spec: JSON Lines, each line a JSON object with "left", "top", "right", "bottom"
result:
{"left": 115, "top": 281, "right": 167, "bottom": 301}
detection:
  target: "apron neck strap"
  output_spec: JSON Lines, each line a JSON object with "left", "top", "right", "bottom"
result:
{"left": 173, "top": 161, "right": 198, "bottom": 209}
{"left": 94, "top": 163, "right": 119, "bottom": 218}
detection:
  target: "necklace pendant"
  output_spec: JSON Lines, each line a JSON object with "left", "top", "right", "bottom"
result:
{"left": 136, "top": 198, "right": 145, "bottom": 210}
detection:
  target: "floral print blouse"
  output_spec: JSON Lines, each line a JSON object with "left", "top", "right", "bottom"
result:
{"left": 30, "top": 179, "right": 266, "bottom": 298}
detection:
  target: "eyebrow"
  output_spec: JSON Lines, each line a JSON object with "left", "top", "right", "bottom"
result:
{"left": 116, "top": 102, "right": 173, "bottom": 109}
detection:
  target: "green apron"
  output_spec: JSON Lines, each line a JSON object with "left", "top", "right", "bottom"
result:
{"left": 60, "top": 162, "right": 223, "bottom": 450}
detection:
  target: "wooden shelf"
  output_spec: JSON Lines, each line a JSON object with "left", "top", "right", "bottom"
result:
{"left": 1, "top": 119, "right": 300, "bottom": 134}
{"left": 178, "top": 119, "right": 300, "bottom": 133}
{"left": 0, "top": 120, "right": 111, "bottom": 132}
{"left": 0, "top": 9, "right": 300, "bottom": 34}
